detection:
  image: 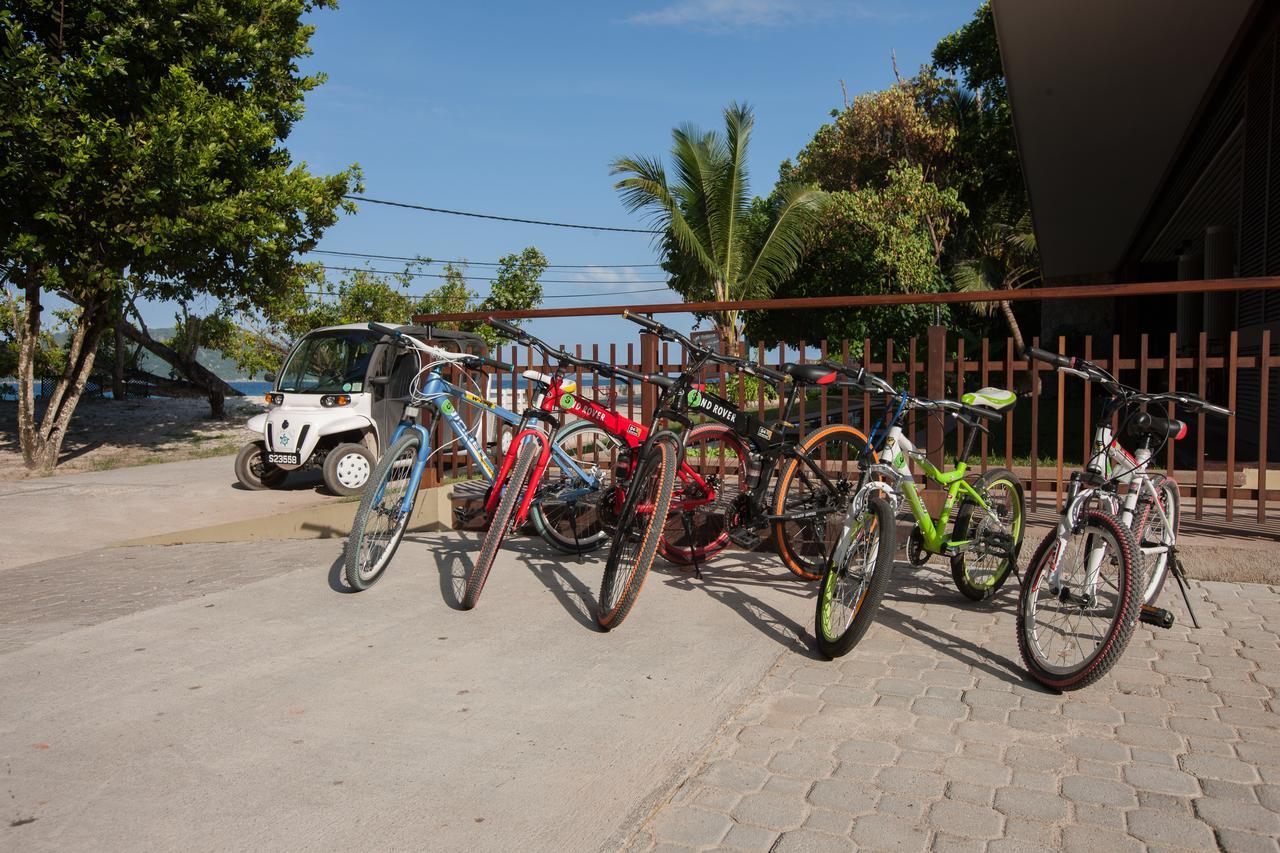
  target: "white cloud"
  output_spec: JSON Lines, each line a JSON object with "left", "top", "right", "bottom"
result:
{"left": 626, "top": 0, "right": 918, "bottom": 30}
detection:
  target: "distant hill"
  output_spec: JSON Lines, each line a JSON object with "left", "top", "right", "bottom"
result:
{"left": 54, "top": 327, "right": 268, "bottom": 381}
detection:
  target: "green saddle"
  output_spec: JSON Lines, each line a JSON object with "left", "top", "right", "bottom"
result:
{"left": 961, "top": 387, "right": 1017, "bottom": 412}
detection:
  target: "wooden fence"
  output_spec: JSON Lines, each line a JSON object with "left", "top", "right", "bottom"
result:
{"left": 421, "top": 325, "right": 1277, "bottom": 532}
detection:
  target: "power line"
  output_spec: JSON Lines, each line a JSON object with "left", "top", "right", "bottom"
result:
{"left": 302, "top": 287, "right": 672, "bottom": 300}
{"left": 343, "top": 194, "right": 661, "bottom": 234}
{"left": 318, "top": 263, "right": 668, "bottom": 286}
{"left": 308, "top": 249, "right": 662, "bottom": 269}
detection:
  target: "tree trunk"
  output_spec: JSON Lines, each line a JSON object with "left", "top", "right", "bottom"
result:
{"left": 16, "top": 280, "right": 41, "bottom": 468}
{"left": 999, "top": 300, "right": 1025, "bottom": 355}
{"left": 112, "top": 318, "right": 126, "bottom": 400}
{"left": 118, "top": 321, "right": 242, "bottom": 417}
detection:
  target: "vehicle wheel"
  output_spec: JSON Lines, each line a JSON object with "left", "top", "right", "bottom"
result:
{"left": 773, "top": 424, "right": 871, "bottom": 580}
{"left": 814, "top": 495, "right": 895, "bottom": 659}
{"left": 463, "top": 439, "right": 539, "bottom": 609}
{"left": 660, "top": 422, "right": 751, "bottom": 567}
{"left": 344, "top": 432, "right": 421, "bottom": 591}
{"left": 950, "top": 468, "right": 1025, "bottom": 601}
{"left": 1016, "top": 510, "right": 1141, "bottom": 691}
{"left": 529, "top": 420, "right": 620, "bottom": 555}
{"left": 235, "top": 441, "right": 288, "bottom": 490}
{"left": 323, "top": 442, "right": 376, "bottom": 496}
{"left": 1134, "top": 475, "right": 1179, "bottom": 604}
{"left": 597, "top": 437, "right": 677, "bottom": 631}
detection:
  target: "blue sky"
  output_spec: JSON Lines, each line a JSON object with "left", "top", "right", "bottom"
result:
{"left": 148, "top": 0, "right": 979, "bottom": 352}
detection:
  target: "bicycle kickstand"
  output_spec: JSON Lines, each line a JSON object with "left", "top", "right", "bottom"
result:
{"left": 1171, "top": 550, "right": 1201, "bottom": 629}
{"left": 680, "top": 512, "right": 702, "bottom": 580}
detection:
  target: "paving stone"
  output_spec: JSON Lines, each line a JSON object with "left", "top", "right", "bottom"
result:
{"left": 1006, "top": 710, "right": 1058, "bottom": 733}
{"left": 941, "top": 756, "right": 1011, "bottom": 787}
{"left": 771, "top": 829, "right": 851, "bottom": 853}
{"left": 730, "top": 791, "right": 809, "bottom": 830}
{"left": 1215, "top": 828, "right": 1280, "bottom": 853}
{"left": 1064, "top": 735, "right": 1129, "bottom": 763}
{"left": 876, "top": 766, "right": 946, "bottom": 798}
{"left": 1071, "top": 803, "right": 1127, "bottom": 831}
{"left": 926, "top": 799, "right": 1003, "bottom": 839}
{"left": 695, "top": 761, "right": 770, "bottom": 792}
{"left": 993, "top": 786, "right": 1069, "bottom": 821}
{"left": 720, "top": 822, "right": 779, "bottom": 852}
{"left": 1116, "top": 723, "right": 1185, "bottom": 751}
{"left": 692, "top": 786, "right": 741, "bottom": 812}
{"left": 930, "top": 834, "right": 985, "bottom": 853}
{"left": 986, "top": 840, "right": 1055, "bottom": 853}
{"left": 874, "top": 677, "right": 925, "bottom": 698}
{"left": 650, "top": 806, "right": 733, "bottom": 847}
{"left": 1199, "top": 778, "right": 1259, "bottom": 802}
{"left": 873, "top": 793, "right": 926, "bottom": 820}
{"left": 1237, "top": 741, "right": 1280, "bottom": 767}
{"left": 820, "top": 684, "right": 875, "bottom": 707}
{"left": 1060, "top": 824, "right": 1144, "bottom": 853}
{"left": 1136, "top": 789, "right": 1194, "bottom": 814}
{"left": 961, "top": 688, "right": 1019, "bottom": 709}
{"left": 835, "top": 739, "right": 897, "bottom": 766}
{"left": 1256, "top": 784, "right": 1280, "bottom": 812}
{"left": 1181, "top": 753, "right": 1262, "bottom": 783}
{"left": 801, "top": 807, "right": 853, "bottom": 837}
{"left": 1004, "top": 745, "right": 1071, "bottom": 772}
{"left": 805, "top": 778, "right": 877, "bottom": 815}
{"left": 768, "top": 751, "right": 836, "bottom": 779}
{"left": 1001, "top": 816, "right": 1059, "bottom": 848}
{"left": 944, "top": 781, "right": 995, "bottom": 806}
{"left": 849, "top": 813, "right": 929, "bottom": 850}
{"left": 899, "top": 730, "right": 959, "bottom": 755}
{"left": 1062, "top": 702, "right": 1124, "bottom": 724}
{"left": 1123, "top": 763, "right": 1202, "bottom": 796}
{"left": 1060, "top": 774, "right": 1139, "bottom": 808}
{"left": 1193, "top": 797, "right": 1280, "bottom": 835}
{"left": 1125, "top": 808, "right": 1219, "bottom": 849}
{"left": 1129, "top": 747, "right": 1181, "bottom": 767}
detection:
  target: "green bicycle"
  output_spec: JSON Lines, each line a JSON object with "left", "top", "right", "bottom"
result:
{"left": 815, "top": 361, "right": 1024, "bottom": 658}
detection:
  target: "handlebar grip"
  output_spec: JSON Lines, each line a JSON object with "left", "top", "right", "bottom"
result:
{"left": 622, "top": 310, "right": 664, "bottom": 334}
{"left": 485, "top": 316, "right": 527, "bottom": 341}
{"left": 1204, "top": 402, "right": 1234, "bottom": 417}
{"left": 752, "top": 364, "right": 786, "bottom": 382}
{"left": 1024, "top": 346, "right": 1074, "bottom": 370}
{"left": 480, "top": 354, "right": 513, "bottom": 372}
{"left": 368, "top": 321, "right": 402, "bottom": 338}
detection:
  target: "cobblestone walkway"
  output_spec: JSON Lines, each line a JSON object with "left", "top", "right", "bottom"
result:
{"left": 627, "top": 564, "right": 1280, "bottom": 852}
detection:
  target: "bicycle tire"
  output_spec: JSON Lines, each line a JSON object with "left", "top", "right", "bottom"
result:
{"left": 814, "top": 495, "right": 896, "bottom": 659}
{"left": 1133, "top": 475, "right": 1179, "bottom": 604}
{"left": 950, "top": 468, "right": 1025, "bottom": 601}
{"left": 773, "top": 424, "right": 871, "bottom": 580}
{"left": 660, "top": 422, "right": 751, "bottom": 566}
{"left": 1016, "top": 510, "right": 1142, "bottom": 691}
{"left": 597, "top": 437, "right": 677, "bottom": 631}
{"left": 463, "top": 439, "right": 539, "bottom": 609}
{"left": 528, "top": 420, "right": 620, "bottom": 555}
{"left": 344, "top": 431, "right": 422, "bottom": 591}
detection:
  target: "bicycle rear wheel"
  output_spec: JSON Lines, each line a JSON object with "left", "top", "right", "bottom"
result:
{"left": 950, "top": 468, "right": 1024, "bottom": 601}
{"left": 529, "top": 420, "right": 620, "bottom": 555}
{"left": 773, "top": 424, "right": 870, "bottom": 580}
{"left": 344, "top": 431, "right": 421, "bottom": 591}
{"left": 463, "top": 439, "right": 539, "bottom": 610}
{"left": 1133, "top": 475, "right": 1179, "bottom": 604}
{"left": 660, "top": 422, "right": 750, "bottom": 566}
{"left": 597, "top": 437, "right": 677, "bottom": 631}
{"left": 1016, "top": 510, "right": 1141, "bottom": 691}
{"left": 814, "top": 495, "right": 895, "bottom": 659}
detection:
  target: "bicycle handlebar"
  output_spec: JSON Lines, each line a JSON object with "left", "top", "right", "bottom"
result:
{"left": 1024, "top": 345, "right": 1076, "bottom": 370}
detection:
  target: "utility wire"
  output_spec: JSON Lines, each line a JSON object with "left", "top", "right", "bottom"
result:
{"left": 343, "top": 194, "right": 661, "bottom": 234}
{"left": 302, "top": 287, "right": 672, "bottom": 300}
{"left": 318, "top": 263, "right": 668, "bottom": 285}
{"left": 308, "top": 248, "right": 662, "bottom": 269}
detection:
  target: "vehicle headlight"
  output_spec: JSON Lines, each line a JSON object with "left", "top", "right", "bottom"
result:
{"left": 321, "top": 394, "right": 352, "bottom": 407}
{"left": 265, "top": 393, "right": 284, "bottom": 406}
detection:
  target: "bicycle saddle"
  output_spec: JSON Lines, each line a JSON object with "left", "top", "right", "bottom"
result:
{"left": 782, "top": 363, "right": 839, "bottom": 385}
{"left": 960, "top": 387, "right": 1017, "bottom": 412}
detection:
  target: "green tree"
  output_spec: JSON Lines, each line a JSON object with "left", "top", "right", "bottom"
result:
{"left": 1, "top": 0, "right": 357, "bottom": 470}
{"left": 612, "top": 103, "right": 828, "bottom": 350}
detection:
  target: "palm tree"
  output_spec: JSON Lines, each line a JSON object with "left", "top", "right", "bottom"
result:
{"left": 611, "top": 102, "right": 828, "bottom": 351}
{"left": 952, "top": 208, "right": 1039, "bottom": 353}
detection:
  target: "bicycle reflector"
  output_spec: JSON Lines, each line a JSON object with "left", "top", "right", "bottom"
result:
{"left": 320, "top": 394, "right": 352, "bottom": 407}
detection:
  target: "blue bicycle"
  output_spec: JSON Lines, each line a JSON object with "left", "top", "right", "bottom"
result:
{"left": 344, "top": 323, "right": 616, "bottom": 590}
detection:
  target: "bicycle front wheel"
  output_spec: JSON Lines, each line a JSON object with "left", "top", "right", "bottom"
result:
{"left": 950, "top": 468, "right": 1025, "bottom": 601}
{"left": 597, "top": 437, "right": 677, "bottom": 631}
{"left": 529, "top": 420, "right": 621, "bottom": 555}
{"left": 1016, "top": 510, "right": 1142, "bottom": 691}
{"left": 660, "top": 422, "right": 750, "bottom": 566}
{"left": 773, "top": 424, "right": 870, "bottom": 580}
{"left": 344, "top": 431, "right": 421, "bottom": 591}
{"left": 463, "top": 439, "right": 539, "bottom": 609}
{"left": 814, "top": 495, "right": 895, "bottom": 659}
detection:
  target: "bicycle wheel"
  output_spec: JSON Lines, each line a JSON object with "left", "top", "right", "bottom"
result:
{"left": 1133, "top": 475, "right": 1179, "bottom": 604}
{"left": 1016, "top": 510, "right": 1142, "bottom": 691}
{"left": 950, "top": 468, "right": 1025, "bottom": 601}
{"left": 463, "top": 439, "right": 539, "bottom": 609}
{"left": 660, "top": 422, "right": 750, "bottom": 567}
{"left": 597, "top": 437, "right": 677, "bottom": 631}
{"left": 529, "top": 420, "right": 620, "bottom": 555}
{"left": 773, "top": 424, "right": 870, "bottom": 580}
{"left": 814, "top": 495, "right": 895, "bottom": 659}
{"left": 344, "top": 431, "right": 421, "bottom": 591}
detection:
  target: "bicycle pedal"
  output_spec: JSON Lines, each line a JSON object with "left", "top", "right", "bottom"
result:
{"left": 728, "top": 528, "right": 765, "bottom": 550}
{"left": 453, "top": 506, "right": 484, "bottom": 524}
{"left": 1139, "top": 604, "right": 1175, "bottom": 629}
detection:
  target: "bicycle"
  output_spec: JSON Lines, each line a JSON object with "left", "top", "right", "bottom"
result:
{"left": 598, "top": 312, "right": 875, "bottom": 630}
{"left": 1017, "top": 346, "right": 1231, "bottom": 690}
{"left": 343, "top": 323, "right": 611, "bottom": 591}
{"left": 813, "top": 361, "right": 1019, "bottom": 658}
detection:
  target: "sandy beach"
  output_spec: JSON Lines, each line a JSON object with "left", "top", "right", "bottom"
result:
{"left": 0, "top": 395, "right": 266, "bottom": 480}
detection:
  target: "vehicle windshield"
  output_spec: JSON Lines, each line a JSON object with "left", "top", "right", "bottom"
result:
{"left": 277, "top": 330, "right": 379, "bottom": 394}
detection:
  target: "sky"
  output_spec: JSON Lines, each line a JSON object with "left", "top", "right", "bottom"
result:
{"left": 141, "top": 0, "right": 980, "bottom": 352}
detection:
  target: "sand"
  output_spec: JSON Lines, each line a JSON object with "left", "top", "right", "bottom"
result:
{"left": 0, "top": 395, "right": 266, "bottom": 479}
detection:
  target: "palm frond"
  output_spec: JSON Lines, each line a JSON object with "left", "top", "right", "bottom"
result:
{"left": 740, "top": 184, "right": 829, "bottom": 300}
{"left": 670, "top": 126, "right": 723, "bottom": 273}
{"left": 719, "top": 102, "right": 754, "bottom": 290}
{"left": 612, "top": 155, "right": 717, "bottom": 275}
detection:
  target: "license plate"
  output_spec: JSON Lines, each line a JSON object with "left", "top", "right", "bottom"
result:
{"left": 266, "top": 452, "right": 300, "bottom": 466}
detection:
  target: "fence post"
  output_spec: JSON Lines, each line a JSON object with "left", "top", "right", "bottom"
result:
{"left": 926, "top": 325, "right": 947, "bottom": 513}
{"left": 640, "top": 330, "right": 659, "bottom": 424}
